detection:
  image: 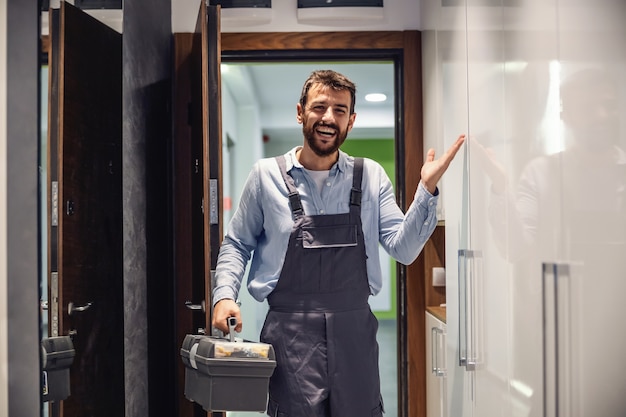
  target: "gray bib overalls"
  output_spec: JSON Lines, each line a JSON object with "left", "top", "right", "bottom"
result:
{"left": 260, "top": 156, "right": 384, "bottom": 417}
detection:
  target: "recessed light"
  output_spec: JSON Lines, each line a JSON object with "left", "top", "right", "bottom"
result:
{"left": 365, "top": 93, "right": 387, "bottom": 102}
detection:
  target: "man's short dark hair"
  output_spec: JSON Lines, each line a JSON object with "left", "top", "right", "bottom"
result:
{"left": 300, "top": 70, "right": 357, "bottom": 114}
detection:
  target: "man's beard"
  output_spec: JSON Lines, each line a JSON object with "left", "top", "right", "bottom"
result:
{"left": 303, "top": 121, "right": 349, "bottom": 157}
{"left": 569, "top": 121, "right": 620, "bottom": 152}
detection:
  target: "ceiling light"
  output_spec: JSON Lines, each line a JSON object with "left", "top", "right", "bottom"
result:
{"left": 365, "top": 93, "right": 387, "bottom": 102}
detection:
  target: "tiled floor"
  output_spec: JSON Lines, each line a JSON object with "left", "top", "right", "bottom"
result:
{"left": 228, "top": 319, "right": 399, "bottom": 417}
{"left": 377, "top": 319, "right": 398, "bottom": 417}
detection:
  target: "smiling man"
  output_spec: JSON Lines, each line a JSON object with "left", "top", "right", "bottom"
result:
{"left": 212, "top": 70, "right": 465, "bottom": 417}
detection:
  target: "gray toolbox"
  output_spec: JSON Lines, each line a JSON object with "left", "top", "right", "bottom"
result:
{"left": 41, "top": 336, "right": 75, "bottom": 402}
{"left": 180, "top": 319, "right": 276, "bottom": 412}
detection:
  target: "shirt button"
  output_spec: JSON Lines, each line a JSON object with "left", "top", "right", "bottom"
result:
{"left": 424, "top": 221, "right": 429, "bottom": 226}
{"left": 429, "top": 201, "right": 434, "bottom": 206}
{"left": 326, "top": 182, "right": 331, "bottom": 187}
{"left": 320, "top": 209, "right": 325, "bottom": 214}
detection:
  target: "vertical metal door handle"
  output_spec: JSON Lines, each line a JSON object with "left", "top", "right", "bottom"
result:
{"left": 458, "top": 249, "right": 468, "bottom": 367}
{"left": 458, "top": 249, "right": 480, "bottom": 371}
{"left": 432, "top": 327, "right": 446, "bottom": 377}
{"left": 431, "top": 326, "right": 439, "bottom": 374}
{"left": 465, "top": 251, "right": 479, "bottom": 372}
{"left": 542, "top": 262, "right": 571, "bottom": 417}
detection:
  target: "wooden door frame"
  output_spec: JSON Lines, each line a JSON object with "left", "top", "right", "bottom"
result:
{"left": 172, "top": 6, "right": 222, "bottom": 415}
{"left": 220, "top": 31, "right": 427, "bottom": 417}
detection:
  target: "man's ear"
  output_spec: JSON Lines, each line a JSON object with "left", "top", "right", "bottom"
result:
{"left": 296, "top": 103, "right": 303, "bottom": 124}
{"left": 347, "top": 113, "right": 357, "bottom": 131}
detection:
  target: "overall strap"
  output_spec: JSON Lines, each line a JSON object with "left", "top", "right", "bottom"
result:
{"left": 276, "top": 155, "right": 364, "bottom": 217}
{"left": 350, "top": 157, "right": 364, "bottom": 209}
{"left": 276, "top": 155, "right": 304, "bottom": 219}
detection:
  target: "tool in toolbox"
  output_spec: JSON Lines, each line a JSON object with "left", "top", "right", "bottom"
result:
{"left": 180, "top": 316, "right": 276, "bottom": 412}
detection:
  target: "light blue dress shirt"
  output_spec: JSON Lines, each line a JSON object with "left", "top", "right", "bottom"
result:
{"left": 213, "top": 146, "right": 439, "bottom": 305}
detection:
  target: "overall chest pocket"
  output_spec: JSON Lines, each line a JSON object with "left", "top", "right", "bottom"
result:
{"left": 297, "top": 223, "right": 366, "bottom": 293}
{"left": 302, "top": 224, "right": 357, "bottom": 249}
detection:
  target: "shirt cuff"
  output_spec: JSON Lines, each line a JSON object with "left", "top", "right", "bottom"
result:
{"left": 212, "top": 287, "right": 237, "bottom": 307}
{"left": 416, "top": 181, "right": 439, "bottom": 206}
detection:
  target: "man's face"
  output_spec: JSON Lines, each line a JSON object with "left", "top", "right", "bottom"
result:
{"left": 297, "top": 84, "right": 356, "bottom": 157}
{"left": 563, "top": 85, "right": 620, "bottom": 151}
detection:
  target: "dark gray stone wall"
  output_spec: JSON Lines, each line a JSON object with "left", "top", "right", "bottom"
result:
{"left": 6, "top": 1, "right": 41, "bottom": 416}
{"left": 122, "top": 0, "right": 173, "bottom": 415}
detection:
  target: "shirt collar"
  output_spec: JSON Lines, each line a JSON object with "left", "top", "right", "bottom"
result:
{"left": 285, "top": 146, "right": 349, "bottom": 174}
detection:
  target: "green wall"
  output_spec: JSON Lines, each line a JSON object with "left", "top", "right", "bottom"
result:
{"left": 341, "top": 138, "right": 397, "bottom": 320}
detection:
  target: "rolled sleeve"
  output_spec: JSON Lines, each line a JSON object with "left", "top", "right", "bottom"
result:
{"left": 411, "top": 182, "right": 439, "bottom": 238}
{"left": 378, "top": 177, "right": 439, "bottom": 265}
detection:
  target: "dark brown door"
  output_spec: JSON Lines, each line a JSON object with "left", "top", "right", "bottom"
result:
{"left": 47, "top": 2, "right": 124, "bottom": 416}
{"left": 173, "top": 2, "right": 222, "bottom": 416}
{"left": 196, "top": 0, "right": 223, "bottom": 337}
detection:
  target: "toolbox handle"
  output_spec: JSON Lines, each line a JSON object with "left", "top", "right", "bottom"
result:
{"left": 227, "top": 317, "right": 237, "bottom": 342}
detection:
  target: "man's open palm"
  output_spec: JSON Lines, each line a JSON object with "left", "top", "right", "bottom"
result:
{"left": 421, "top": 134, "right": 466, "bottom": 194}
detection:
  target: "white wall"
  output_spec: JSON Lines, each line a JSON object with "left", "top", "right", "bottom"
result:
{"left": 221, "top": 65, "right": 264, "bottom": 230}
{"left": 220, "top": 65, "right": 268, "bottom": 341}
{"left": 0, "top": 0, "right": 8, "bottom": 414}
{"left": 221, "top": 71, "right": 237, "bottom": 230}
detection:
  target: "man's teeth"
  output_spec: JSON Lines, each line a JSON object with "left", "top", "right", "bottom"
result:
{"left": 317, "top": 128, "right": 335, "bottom": 135}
